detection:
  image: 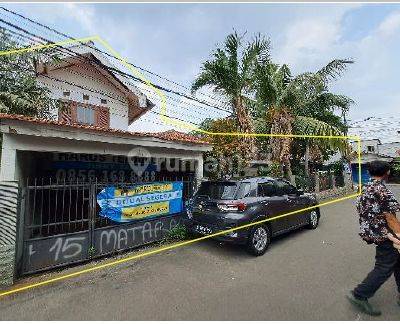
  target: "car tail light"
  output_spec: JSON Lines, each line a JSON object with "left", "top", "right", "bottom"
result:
{"left": 217, "top": 202, "right": 247, "bottom": 212}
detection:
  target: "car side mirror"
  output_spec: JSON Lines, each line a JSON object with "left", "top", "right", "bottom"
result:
{"left": 296, "top": 189, "right": 304, "bottom": 196}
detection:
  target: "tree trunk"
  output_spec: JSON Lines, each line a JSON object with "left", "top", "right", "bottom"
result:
{"left": 269, "top": 107, "right": 294, "bottom": 181}
{"left": 234, "top": 97, "right": 256, "bottom": 161}
{"left": 304, "top": 141, "right": 310, "bottom": 177}
{"left": 285, "top": 158, "right": 294, "bottom": 184}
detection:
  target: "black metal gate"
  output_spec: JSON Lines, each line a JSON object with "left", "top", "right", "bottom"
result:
{"left": 18, "top": 177, "right": 195, "bottom": 275}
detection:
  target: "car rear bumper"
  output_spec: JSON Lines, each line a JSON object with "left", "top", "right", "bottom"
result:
{"left": 186, "top": 219, "right": 249, "bottom": 244}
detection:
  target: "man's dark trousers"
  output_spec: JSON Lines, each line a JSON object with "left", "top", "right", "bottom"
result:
{"left": 354, "top": 240, "right": 400, "bottom": 299}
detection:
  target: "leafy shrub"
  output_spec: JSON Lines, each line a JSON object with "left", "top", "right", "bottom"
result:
{"left": 258, "top": 162, "right": 282, "bottom": 178}
{"left": 164, "top": 224, "right": 188, "bottom": 242}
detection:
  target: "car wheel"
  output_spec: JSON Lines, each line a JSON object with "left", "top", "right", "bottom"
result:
{"left": 307, "top": 208, "right": 320, "bottom": 229}
{"left": 247, "top": 225, "right": 270, "bottom": 256}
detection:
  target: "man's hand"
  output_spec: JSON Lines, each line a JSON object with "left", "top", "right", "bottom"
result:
{"left": 388, "top": 233, "right": 400, "bottom": 251}
{"left": 384, "top": 212, "right": 400, "bottom": 233}
{"left": 384, "top": 212, "right": 400, "bottom": 251}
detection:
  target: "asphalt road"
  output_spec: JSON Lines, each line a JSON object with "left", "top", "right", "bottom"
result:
{"left": 1, "top": 186, "right": 400, "bottom": 320}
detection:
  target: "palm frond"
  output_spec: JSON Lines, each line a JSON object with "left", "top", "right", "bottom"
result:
{"left": 224, "top": 31, "right": 241, "bottom": 60}
{"left": 314, "top": 93, "right": 354, "bottom": 111}
{"left": 294, "top": 115, "right": 347, "bottom": 152}
{"left": 316, "top": 59, "right": 354, "bottom": 83}
{"left": 277, "top": 64, "right": 292, "bottom": 87}
{"left": 249, "top": 33, "right": 271, "bottom": 65}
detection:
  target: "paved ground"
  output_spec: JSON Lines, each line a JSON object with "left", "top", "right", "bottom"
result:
{"left": 1, "top": 187, "right": 400, "bottom": 320}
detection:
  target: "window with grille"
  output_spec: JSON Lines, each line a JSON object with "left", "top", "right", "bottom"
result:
{"left": 77, "top": 105, "right": 95, "bottom": 125}
{"left": 59, "top": 101, "right": 110, "bottom": 128}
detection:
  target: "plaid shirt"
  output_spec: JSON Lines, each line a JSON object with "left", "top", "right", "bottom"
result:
{"left": 356, "top": 179, "right": 400, "bottom": 244}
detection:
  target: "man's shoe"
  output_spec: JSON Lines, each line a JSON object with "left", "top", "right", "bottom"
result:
{"left": 346, "top": 291, "right": 381, "bottom": 316}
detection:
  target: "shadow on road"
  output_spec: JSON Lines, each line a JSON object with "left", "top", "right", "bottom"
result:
{"left": 194, "top": 226, "right": 309, "bottom": 259}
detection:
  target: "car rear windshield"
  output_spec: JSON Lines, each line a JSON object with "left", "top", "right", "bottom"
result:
{"left": 196, "top": 182, "right": 251, "bottom": 200}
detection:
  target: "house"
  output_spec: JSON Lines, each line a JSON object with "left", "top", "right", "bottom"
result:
{"left": 0, "top": 42, "right": 211, "bottom": 286}
{"left": 0, "top": 42, "right": 210, "bottom": 184}
{"left": 35, "top": 41, "right": 154, "bottom": 130}
{"left": 349, "top": 138, "right": 399, "bottom": 184}
{"left": 348, "top": 117, "right": 400, "bottom": 184}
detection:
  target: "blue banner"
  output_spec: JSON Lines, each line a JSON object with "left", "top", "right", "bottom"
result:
{"left": 97, "top": 182, "right": 183, "bottom": 222}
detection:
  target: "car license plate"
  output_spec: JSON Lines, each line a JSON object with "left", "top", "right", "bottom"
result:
{"left": 195, "top": 224, "right": 212, "bottom": 235}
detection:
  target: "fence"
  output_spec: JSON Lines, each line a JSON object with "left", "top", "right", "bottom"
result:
{"left": 18, "top": 176, "right": 195, "bottom": 275}
{"left": 295, "top": 171, "right": 345, "bottom": 193}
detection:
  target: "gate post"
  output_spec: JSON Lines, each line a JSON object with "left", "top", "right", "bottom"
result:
{"left": 0, "top": 181, "right": 20, "bottom": 287}
{"left": 88, "top": 183, "right": 97, "bottom": 258}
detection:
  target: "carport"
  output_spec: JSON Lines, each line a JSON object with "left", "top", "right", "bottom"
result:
{"left": 0, "top": 114, "right": 210, "bottom": 285}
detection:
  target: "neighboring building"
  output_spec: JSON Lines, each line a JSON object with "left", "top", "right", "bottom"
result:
{"left": 348, "top": 117, "right": 400, "bottom": 184}
{"left": 349, "top": 139, "right": 394, "bottom": 184}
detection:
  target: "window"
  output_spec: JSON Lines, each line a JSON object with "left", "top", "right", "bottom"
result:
{"left": 236, "top": 183, "right": 252, "bottom": 198}
{"left": 196, "top": 182, "right": 237, "bottom": 200}
{"left": 275, "top": 180, "right": 297, "bottom": 196}
{"left": 59, "top": 101, "right": 110, "bottom": 128}
{"left": 63, "top": 91, "right": 70, "bottom": 97}
{"left": 258, "top": 182, "right": 276, "bottom": 197}
{"left": 83, "top": 94, "right": 90, "bottom": 101}
{"left": 101, "top": 99, "right": 107, "bottom": 104}
{"left": 367, "top": 145, "right": 375, "bottom": 153}
{"left": 77, "top": 106, "right": 95, "bottom": 125}
{"left": 195, "top": 181, "right": 252, "bottom": 200}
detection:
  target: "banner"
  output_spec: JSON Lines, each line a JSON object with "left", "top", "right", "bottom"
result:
{"left": 97, "top": 182, "right": 183, "bottom": 222}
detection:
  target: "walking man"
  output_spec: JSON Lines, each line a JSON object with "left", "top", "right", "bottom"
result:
{"left": 347, "top": 160, "right": 400, "bottom": 316}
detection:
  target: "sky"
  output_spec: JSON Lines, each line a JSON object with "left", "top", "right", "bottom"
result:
{"left": 3, "top": 2, "right": 400, "bottom": 132}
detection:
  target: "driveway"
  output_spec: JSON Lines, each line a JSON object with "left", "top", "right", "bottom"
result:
{"left": 1, "top": 186, "right": 399, "bottom": 320}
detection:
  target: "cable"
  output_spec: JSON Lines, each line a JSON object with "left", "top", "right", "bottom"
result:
{"left": 0, "top": 6, "right": 230, "bottom": 109}
{"left": 2, "top": 59, "right": 203, "bottom": 127}
{"left": 0, "top": 6, "right": 226, "bottom": 104}
{"left": 1, "top": 24, "right": 230, "bottom": 122}
{"left": 0, "top": 18, "right": 232, "bottom": 117}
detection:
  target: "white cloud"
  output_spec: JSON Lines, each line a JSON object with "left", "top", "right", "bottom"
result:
{"left": 330, "top": 10, "right": 400, "bottom": 120}
{"left": 275, "top": 5, "right": 360, "bottom": 73}
{"left": 62, "top": 3, "right": 96, "bottom": 35}
{"left": 271, "top": 5, "right": 400, "bottom": 121}
{"left": 277, "top": 18, "right": 341, "bottom": 70}
{"left": 377, "top": 10, "right": 400, "bottom": 37}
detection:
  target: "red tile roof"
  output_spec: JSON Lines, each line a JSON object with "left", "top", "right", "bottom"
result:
{"left": 0, "top": 113, "right": 209, "bottom": 145}
{"left": 156, "top": 130, "right": 207, "bottom": 144}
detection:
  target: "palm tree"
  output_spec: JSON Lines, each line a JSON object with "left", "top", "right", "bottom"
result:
{"left": 254, "top": 59, "right": 354, "bottom": 181}
{"left": 192, "top": 31, "right": 270, "bottom": 159}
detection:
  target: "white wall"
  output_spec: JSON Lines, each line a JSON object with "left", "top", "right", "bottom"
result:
{"left": 350, "top": 139, "right": 380, "bottom": 154}
{"left": 37, "top": 63, "right": 130, "bottom": 130}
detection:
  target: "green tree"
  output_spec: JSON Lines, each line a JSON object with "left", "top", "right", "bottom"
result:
{"left": 192, "top": 31, "right": 270, "bottom": 160}
{"left": 253, "top": 60, "right": 354, "bottom": 180}
{"left": 0, "top": 28, "right": 57, "bottom": 118}
{"left": 194, "top": 117, "right": 245, "bottom": 179}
